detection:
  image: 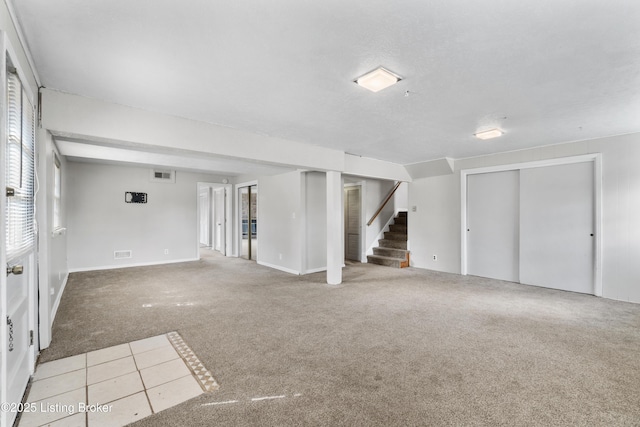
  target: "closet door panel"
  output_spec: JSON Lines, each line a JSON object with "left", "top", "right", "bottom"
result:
{"left": 520, "top": 162, "right": 594, "bottom": 294}
{"left": 467, "top": 170, "right": 520, "bottom": 282}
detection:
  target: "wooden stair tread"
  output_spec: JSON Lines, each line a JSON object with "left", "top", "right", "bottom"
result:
{"left": 368, "top": 254, "right": 405, "bottom": 261}
{"left": 369, "top": 211, "right": 409, "bottom": 268}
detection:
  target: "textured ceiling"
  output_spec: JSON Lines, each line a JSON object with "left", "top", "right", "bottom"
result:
{"left": 10, "top": 0, "right": 640, "bottom": 167}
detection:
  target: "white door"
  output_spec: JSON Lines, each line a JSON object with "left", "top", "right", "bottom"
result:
{"left": 467, "top": 171, "right": 520, "bottom": 282}
{"left": 214, "top": 188, "right": 225, "bottom": 254}
{"left": 520, "top": 162, "right": 594, "bottom": 294}
{"left": 2, "top": 66, "right": 36, "bottom": 427}
{"left": 3, "top": 255, "right": 34, "bottom": 425}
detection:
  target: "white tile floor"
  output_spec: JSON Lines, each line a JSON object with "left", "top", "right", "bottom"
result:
{"left": 18, "top": 333, "right": 215, "bottom": 427}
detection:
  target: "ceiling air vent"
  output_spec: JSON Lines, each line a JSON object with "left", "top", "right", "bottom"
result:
{"left": 114, "top": 250, "right": 132, "bottom": 259}
{"left": 150, "top": 169, "right": 176, "bottom": 183}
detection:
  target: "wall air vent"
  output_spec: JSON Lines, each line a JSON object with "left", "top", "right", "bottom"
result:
{"left": 150, "top": 169, "right": 176, "bottom": 183}
{"left": 114, "top": 250, "right": 132, "bottom": 259}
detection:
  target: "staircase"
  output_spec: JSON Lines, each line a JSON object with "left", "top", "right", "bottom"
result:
{"left": 367, "top": 211, "right": 409, "bottom": 268}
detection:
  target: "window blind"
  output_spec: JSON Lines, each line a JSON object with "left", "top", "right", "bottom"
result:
{"left": 5, "top": 70, "right": 35, "bottom": 261}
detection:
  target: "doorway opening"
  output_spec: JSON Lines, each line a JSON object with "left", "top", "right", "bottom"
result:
{"left": 344, "top": 184, "right": 362, "bottom": 262}
{"left": 199, "top": 187, "right": 212, "bottom": 248}
{"left": 197, "top": 183, "right": 229, "bottom": 259}
{"left": 240, "top": 185, "right": 258, "bottom": 261}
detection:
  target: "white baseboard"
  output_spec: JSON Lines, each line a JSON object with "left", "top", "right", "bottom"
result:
{"left": 257, "top": 261, "right": 300, "bottom": 275}
{"left": 50, "top": 272, "right": 69, "bottom": 325}
{"left": 303, "top": 266, "right": 327, "bottom": 274}
{"left": 69, "top": 258, "right": 199, "bottom": 273}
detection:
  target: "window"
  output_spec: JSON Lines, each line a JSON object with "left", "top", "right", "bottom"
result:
{"left": 5, "top": 66, "right": 35, "bottom": 261}
{"left": 53, "top": 153, "right": 61, "bottom": 229}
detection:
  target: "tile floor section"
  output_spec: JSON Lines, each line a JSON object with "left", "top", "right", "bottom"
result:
{"left": 18, "top": 332, "right": 218, "bottom": 427}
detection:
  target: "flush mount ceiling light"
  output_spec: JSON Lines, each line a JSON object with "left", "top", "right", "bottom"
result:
{"left": 355, "top": 67, "right": 401, "bottom": 93}
{"left": 474, "top": 128, "right": 503, "bottom": 140}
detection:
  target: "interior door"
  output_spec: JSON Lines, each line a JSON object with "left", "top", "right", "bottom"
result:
{"left": 467, "top": 170, "right": 520, "bottom": 282}
{"left": 519, "top": 162, "right": 595, "bottom": 294}
{"left": 214, "top": 188, "right": 225, "bottom": 254}
{"left": 3, "top": 255, "right": 33, "bottom": 425}
{"left": 344, "top": 186, "right": 361, "bottom": 261}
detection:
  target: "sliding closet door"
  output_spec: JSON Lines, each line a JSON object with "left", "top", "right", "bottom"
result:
{"left": 520, "top": 162, "right": 594, "bottom": 294}
{"left": 467, "top": 171, "right": 520, "bottom": 282}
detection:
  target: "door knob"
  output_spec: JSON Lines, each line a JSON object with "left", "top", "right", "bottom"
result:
{"left": 6, "top": 265, "right": 23, "bottom": 276}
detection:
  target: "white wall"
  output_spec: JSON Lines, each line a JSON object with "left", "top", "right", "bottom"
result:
{"left": 408, "top": 133, "right": 640, "bottom": 303}
{"left": 66, "top": 162, "right": 224, "bottom": 271}
{"left": 393, "top": 181, "right": 409, "bottom": 213}
{"left": 257, "top": 171, "right": 303, "bottom": 273}
{"left": 304, "top": 172, "right": 326, "bottom": 273}
{"left": 409, "top": 173, "right": 460, "bottom": 273}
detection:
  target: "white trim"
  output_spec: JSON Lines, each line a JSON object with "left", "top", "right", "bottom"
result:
{"left": 50, "top": 272, "right": 69, "bottom": 326}
{"left": 460, "top": 153, "right": 602, "bottom": 296}
{"left": 593, "top": 154, "right": 603, "bottom": 297}
{"left": 4, "top": 38, "right": 35, "bottom": 104}
{"left": 68, "top": 258, "right": 199, "bottom": 273}
{"left": 257, "top": 261, "right": 300, "bottom": 275}
{"left": 303, "top": 266, "right": 327, "bottom": 274}
{"left": 460, "top": 173, "right": 468, "bottom": 275}
{"left": 299, "top": 172, "right": 307, "bottom": 273}
{"left": 223, "top": 184, "right": 233, "bottom": 256}
{"left": 359, "top": 181, "right": 367, "bottom": 262}
{"left": 608, "top": 296, "right": 640, "bottom": 305}
{"left": 196, "top": 182, "right": 233, "bottom": 259}
{"left": 235, "top": 180, "right": 258, "bottom": 259}
{"left": 196, "top": 183, "right": 211, "bottom": 259}
{"left": 461, "top": 153, "right": 599, "bottom": 176}
{"left": 344, "top": 181, "right": 367, "bottom": 262}
{"left": 4, "top": 0, "right": 41, "bottom": 86}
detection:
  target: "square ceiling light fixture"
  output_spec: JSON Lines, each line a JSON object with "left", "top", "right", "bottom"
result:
{"left": 474, "top": 128, "right": 503, "bottom": 140}
{"left": 355, "top": 67, "right": 401, "bottom": 93}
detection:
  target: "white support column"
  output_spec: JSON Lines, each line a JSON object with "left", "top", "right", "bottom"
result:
{"left": 326, "top": 171, "right": 343, "bottom": 285}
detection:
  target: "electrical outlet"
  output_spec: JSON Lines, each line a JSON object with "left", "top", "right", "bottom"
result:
{"left": 164, "top": 249, "right": 169, "bottom": 255}
{"left": 279, "top": 253, "right": 283, "bottom": 260}
{"left": 433, "top": 255, "right": 437, "bottom": 261}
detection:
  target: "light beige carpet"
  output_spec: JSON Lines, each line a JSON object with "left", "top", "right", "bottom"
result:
{"left": 41, "top": 250, "right": 640, "bottom": 426}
